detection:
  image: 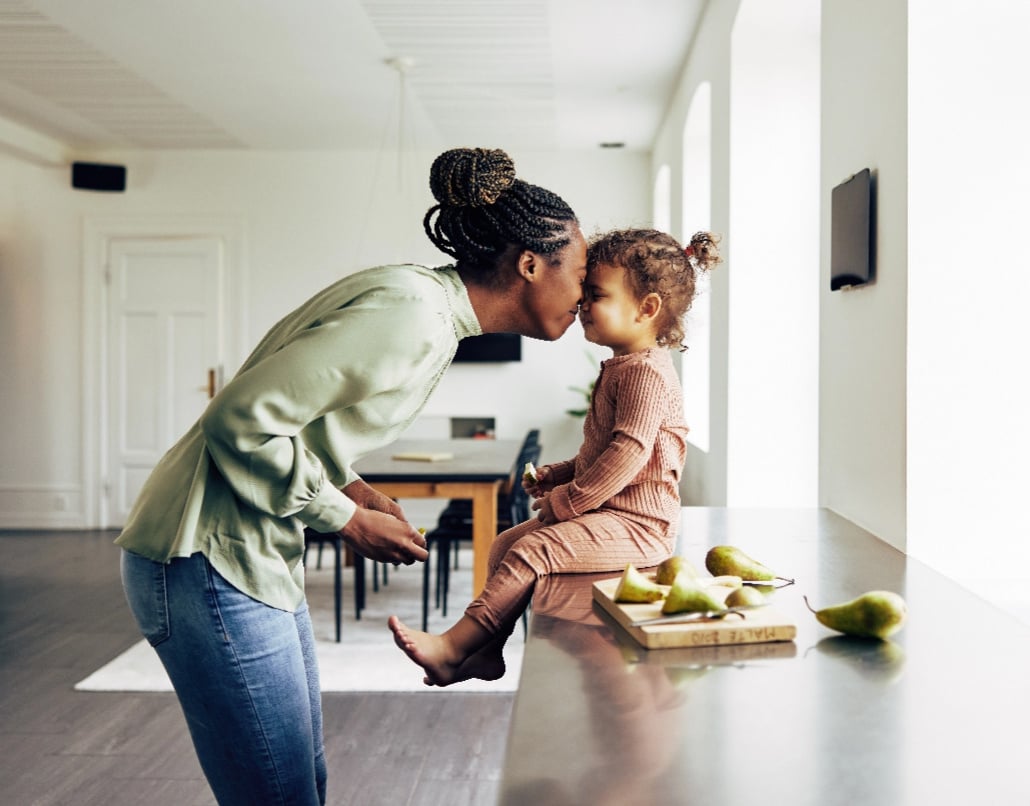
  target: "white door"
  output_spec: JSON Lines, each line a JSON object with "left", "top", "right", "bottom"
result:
{"left": 105, "top": 236, "right": 225, "bottom": 526}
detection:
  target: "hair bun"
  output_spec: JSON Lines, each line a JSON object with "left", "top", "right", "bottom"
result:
{"left": 428, "top": 147, "right": 516, "bottom": 208}
{"left": 687, "top": 231, "right": 723, "bottom": 271}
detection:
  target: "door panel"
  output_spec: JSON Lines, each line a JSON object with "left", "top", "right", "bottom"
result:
{"left": 107, "top": 237, "right": 224, "bottom": 526}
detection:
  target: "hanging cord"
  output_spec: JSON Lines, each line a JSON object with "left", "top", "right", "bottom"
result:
{"left": 351, "top": 57, "right": 417, "bottom": 268}
{"left": 395, "top": 58, "right": 421, "bottom": 261}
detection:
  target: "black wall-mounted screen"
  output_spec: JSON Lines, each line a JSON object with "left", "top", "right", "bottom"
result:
{"left": 453, "top": 333, "right": 522, "bottom": 362}
{"left": 830, "top": 167, "right": 874, "bottom": 291}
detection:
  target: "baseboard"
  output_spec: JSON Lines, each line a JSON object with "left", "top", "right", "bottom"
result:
{"left": 0, "top": 484, "right": 86, "bottom": 529}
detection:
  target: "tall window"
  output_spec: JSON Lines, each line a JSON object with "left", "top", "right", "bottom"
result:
{"left": 682, "top": 82, "right": 712, "bottom": 451}
{"left": 727, "top": 0, "right": 819, "bottom": 506}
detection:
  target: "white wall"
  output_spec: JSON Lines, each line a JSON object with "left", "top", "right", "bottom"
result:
{"left": 0, "top": 145, "right": 648, "bottom": 528}
{"left": 907, "top": 0, "right": 1030, "bottom": 589}
{"left": 0, "top": 155, "right": 88, "bottom": 526}
{"left": 819, "top": 0, "right": 909, "bottom": 548}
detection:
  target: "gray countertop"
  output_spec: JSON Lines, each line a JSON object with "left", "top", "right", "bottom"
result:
{"left": 500, "top": 507, "right": 1030, "bottom": 806}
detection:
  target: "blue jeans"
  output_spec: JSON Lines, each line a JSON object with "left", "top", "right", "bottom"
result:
{"left": 121, "top": 549, "right": 327, "bottom": 806}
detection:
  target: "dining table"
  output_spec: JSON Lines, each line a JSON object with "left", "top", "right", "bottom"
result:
{"left": 353, "top": 437, "right": 521, "bottom": 595}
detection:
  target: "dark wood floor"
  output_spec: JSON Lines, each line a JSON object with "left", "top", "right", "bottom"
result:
{"left": 0, "top": 530, "right": 513, "bottom": 806}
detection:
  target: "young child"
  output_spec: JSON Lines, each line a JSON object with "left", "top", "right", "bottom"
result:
{"left": 389, "top": 228, "right": 721, "bottom": 686}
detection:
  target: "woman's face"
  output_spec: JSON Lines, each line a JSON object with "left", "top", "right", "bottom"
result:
{"left": 523, "top": 227, "right": 588, "bottom": 341}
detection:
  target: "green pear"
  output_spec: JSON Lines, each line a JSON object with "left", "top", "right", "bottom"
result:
{"left": 662, "top": 574, "right": 726, "bottom": 615}
{"left": 613, "top": 563, "right": 666, "bottom": 603}
{"left": 705, "top": 545, "right": 794, "bottom": 584}
{"left": 655, "top": 555, "right": 699, "bottom": 585}
{"left": 804, "top": 591, "right": 907, "bottom": 639}
{"left": 725, "top": 585, "right": 766, "bottom": 608}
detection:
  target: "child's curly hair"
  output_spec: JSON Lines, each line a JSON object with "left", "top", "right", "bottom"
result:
{"left": 586, "top": 229, "right": 722, "bottom": 349}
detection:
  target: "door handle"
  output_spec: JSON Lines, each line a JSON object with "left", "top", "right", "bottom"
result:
{"left": 198, "top": 367, "right": 223, "bottom": 398}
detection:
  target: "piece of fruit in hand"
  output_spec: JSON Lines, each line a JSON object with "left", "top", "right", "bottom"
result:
{"left": 523, "top": 461, "right": 538, "bottom": 484}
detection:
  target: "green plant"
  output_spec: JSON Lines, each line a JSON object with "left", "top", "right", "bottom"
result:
{"left": 566, "top": 350, "right": 601, "bottom": 417}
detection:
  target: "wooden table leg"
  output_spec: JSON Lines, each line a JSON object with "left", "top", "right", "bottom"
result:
{"left": 471, "top": 481, "right": 502, "bottom": 596}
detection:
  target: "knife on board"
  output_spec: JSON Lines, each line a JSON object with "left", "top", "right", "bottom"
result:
{"left": 630, "top": 604, "right": 770, "bottom": 627}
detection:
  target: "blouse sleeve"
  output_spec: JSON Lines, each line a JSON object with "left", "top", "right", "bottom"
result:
{"left": 200, "top": 295, "right": 445, "bottom": 533}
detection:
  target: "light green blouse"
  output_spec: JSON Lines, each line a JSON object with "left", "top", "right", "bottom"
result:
{"left": 115, "top": 264, "right": 481, "bottom": 611}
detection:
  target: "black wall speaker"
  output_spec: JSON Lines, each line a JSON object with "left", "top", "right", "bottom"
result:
{"left": 71, "top": 161, "right": 127, "bottom": 192}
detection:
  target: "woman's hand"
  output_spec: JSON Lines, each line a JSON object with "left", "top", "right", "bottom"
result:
{"left": 342, "top": 478, "right": 407, "bottom": 521}
{"left": 339, "top": 507, "right": 428, "bottom": 565}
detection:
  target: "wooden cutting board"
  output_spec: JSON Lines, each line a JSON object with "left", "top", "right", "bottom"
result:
{"left": 592, "top": 575, "right": 797, "bottom": 650}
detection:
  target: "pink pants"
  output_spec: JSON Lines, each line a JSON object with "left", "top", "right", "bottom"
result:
{"left": 464, "top": 510, "right": 675, "bottom": 635}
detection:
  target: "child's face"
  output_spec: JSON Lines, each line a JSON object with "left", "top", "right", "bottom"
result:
{"left": 579, "top": 262, "right": 658, "bottom": 355}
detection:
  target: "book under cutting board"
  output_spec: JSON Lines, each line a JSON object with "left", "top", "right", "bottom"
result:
{"left": 592, "top": 576, "right": 797, "bottom": 650}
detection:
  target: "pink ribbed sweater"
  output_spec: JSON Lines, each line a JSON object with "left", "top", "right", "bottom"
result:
{"left": 465, "top": 347, "right": 689, "bottom": 634}
{"left": 546, "top": 346, "right": 688, "bottom": 534}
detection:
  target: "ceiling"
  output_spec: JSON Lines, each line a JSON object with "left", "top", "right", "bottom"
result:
{"left": 0, "top": 0, "right": 705, "bottom": 160}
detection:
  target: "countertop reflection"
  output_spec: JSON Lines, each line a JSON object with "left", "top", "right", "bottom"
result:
{"left": 499, "top": 507, "right": 1030, "bottom": 806}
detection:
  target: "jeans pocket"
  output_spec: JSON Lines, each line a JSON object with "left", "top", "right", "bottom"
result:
{"left": 120, "top": 549, "right": 171, "bottom": 646}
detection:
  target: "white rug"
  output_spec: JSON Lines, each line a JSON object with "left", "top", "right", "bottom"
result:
{"left": 76, "top": 544, "right": 522, "bottom": 693}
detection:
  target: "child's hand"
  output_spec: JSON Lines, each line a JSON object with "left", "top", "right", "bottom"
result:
{"left": 531, "top": 495, "right": 557, "bottom": 525}
{"left": 522, "top": 463, "right": 552, "bottom": 497}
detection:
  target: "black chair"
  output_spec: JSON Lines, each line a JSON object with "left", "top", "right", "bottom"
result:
{"left": 303, "top": 528, "right": 367, "bottom": 642}
{"left": 420, "top": 430, "right": 541, "bottom": 631}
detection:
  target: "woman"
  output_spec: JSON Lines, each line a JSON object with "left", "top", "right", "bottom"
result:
{"left": 117, "top": 147, "right": 586, "bottom": 805}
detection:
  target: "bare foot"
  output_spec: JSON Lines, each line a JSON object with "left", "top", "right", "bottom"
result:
{"left": 388, "top": 615, "right": 463, "bottom": 686}
{"left": 388, "top": 616, "right": 506, "bottom": 687}
{"left": 453, "top": 645, "right": 506, "bottom": 683}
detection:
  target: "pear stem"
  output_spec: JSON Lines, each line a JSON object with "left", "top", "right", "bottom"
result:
{"left": 803, "top": 595, "right": 817, "bottom": 614}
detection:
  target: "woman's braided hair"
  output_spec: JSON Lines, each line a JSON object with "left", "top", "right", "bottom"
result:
{"left": 423, "top": 148, "right": 578, "bottom": 279}
{"left": 587, "top": 229, "right": 722, "bottom": 350}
